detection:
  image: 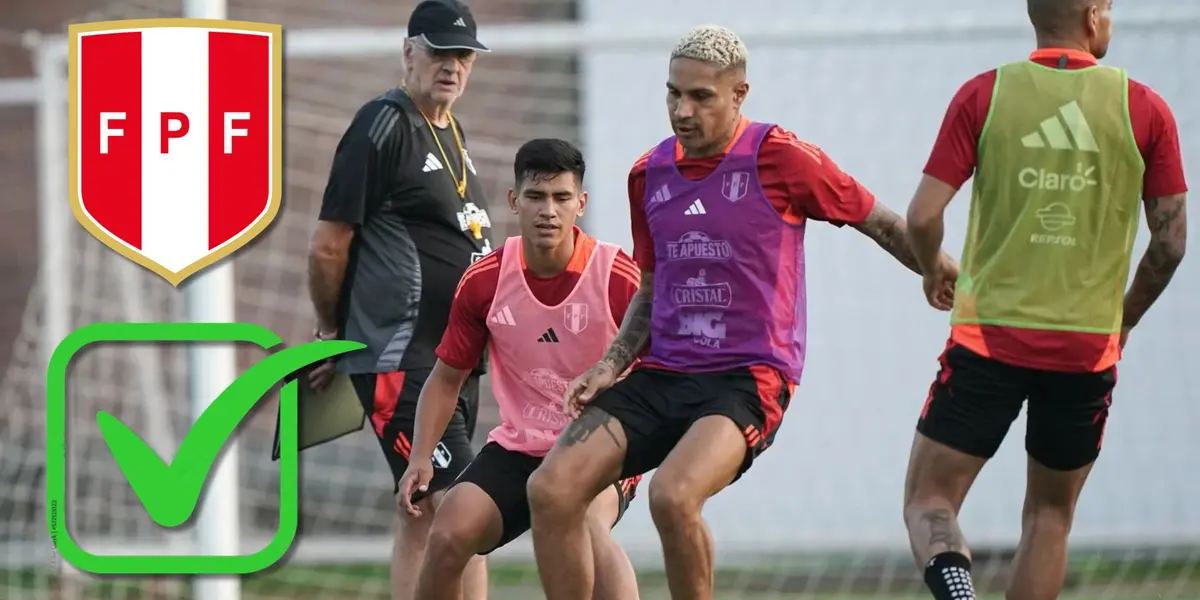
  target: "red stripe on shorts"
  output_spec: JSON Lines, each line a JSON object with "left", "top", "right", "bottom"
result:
{"left": 393, "top": 431, "right": 413, "bottom": 460}
{"left": 1095, "top": 366, "right": 1117, "bottom": 450}
{"left": 371, "top": 371, "right": 406, "bottom": 438}
{"left": 921, "top": 340, "right": 956, "bottom": 419}
{"left": 748, "top": 364, "right": 789, "bottom": 440}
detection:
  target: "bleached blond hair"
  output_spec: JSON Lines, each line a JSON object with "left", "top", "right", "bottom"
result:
{"left": 669, "top": 25, "right": 747, "bottom": 72}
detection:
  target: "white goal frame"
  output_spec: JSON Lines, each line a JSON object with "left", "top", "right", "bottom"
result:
{"left": 11, "top": 5, "right": 1200, "bottom": 600}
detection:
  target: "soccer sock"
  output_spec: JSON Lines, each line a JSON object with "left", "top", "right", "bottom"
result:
{"left": 923, "top": 551, "right": 977, "bottom": 600}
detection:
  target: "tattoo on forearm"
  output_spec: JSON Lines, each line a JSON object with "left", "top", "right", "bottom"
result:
{"left": 1124, "top": 196, "right": 1187, "bottom": 327}
{"left": 919, "top": 508, "right": 965, "bottom": 554}
{"left": 601, "top": 273, "right": 654, "bottom": 372}
{"left": 857, "top": 206, "right": 923, "bottom": 275}
{"left": 561, "top": 407, "right": 622, "bottom": 448}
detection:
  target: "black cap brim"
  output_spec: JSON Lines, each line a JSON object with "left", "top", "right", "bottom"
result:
{"left": 423, "top": 32, "right": 490, "bottom": 52}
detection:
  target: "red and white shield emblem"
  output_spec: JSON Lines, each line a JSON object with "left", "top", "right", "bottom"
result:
{"left": 721, "top": 171, "right": 749, "bottom": 202}
{"left": 68, "top": 19, "right": 283, "bottom": 286}
{"left": 564, "top": 303, "right": 588, "bottom": 334}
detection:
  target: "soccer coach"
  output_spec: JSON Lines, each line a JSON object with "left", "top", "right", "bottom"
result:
{"left": 305, "top": 1, "right": 492, "bottom": 598}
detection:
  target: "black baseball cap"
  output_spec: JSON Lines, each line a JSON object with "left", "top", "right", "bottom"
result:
{"left": 408, "top": 0, "right": 490, "bottom": 52}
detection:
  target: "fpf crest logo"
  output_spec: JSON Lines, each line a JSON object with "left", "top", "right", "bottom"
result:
{"left": 68, "top": 19, "right": 284, "bottom": 286}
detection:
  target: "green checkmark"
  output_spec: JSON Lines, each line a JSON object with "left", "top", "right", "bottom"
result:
{"left": 97, "top": 340, "right": 361, "bottom": 528}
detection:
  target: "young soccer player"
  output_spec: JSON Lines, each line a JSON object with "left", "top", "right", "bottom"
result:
{"left": 904, "top": 1, "right": 1187, "bottom": 598}
{"left": 397, "top": 138, "right": 643, "bottom": 600}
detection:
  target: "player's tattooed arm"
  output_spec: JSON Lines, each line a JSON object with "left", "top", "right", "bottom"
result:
{"left": 600, "top": 270, "right": 655, "bottom": 373}
{"left": 1124, "top": 193, "right": 1187, "bottom": 329}
{"left": 854, "top": 203, "right": 924, "bottom": 275}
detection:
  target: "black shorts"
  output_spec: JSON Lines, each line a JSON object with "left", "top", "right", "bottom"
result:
{"left": 452, "top": 442, "right": 640, "bottom": 555}
{"left": 589, "top": 365, "right": 792, "bottom": 482}
{"left": 917, "top": 341, "right": 1116, "bottom": 471}
{"left": 351, "top": 369, "right": 480, "bottom": 494}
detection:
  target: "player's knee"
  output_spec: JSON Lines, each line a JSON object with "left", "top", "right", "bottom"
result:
{"left": 1021, "top": 502, "right": 1075, "bottom": 532}
{"left": 647, "top": 477, "right": 701, "bottom": 527}
{"left": 424, "top": 519, "right": 477, "bottom": 569}
{"left": 1023, "top": 456, "right": 1091, "bottom": 522}
{"left": 585, "top": 486, "right": 621, "bottom": 526}
{"left": 903, "top": 488, "right": 946, "bottom": 510}
{"left": 527, "top": 463, "right": 586, "bottom": 517}
{"left": 1019, "top": 499, "right": 1076, "bottom": 544}
{"left": 904, "top": 434, "right": 985, "bottom": 512}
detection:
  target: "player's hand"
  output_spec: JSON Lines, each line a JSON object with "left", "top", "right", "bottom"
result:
{"left": 397, "top": 460, "right": 433, "bottom": 517}
{"left": 307, "top": 328, "right": 340, "bottom": 389}
{"left": 1119, "top": 325, "right": 1133, "bottom": 350}
{"left": 307, "top": 359, "right": 337, "bottom": 390}
{"left": 563, "top": 360, "right": 619, "bottom": 419}
{"left": 923, "top": 255, "right": 958, "bottom": 311}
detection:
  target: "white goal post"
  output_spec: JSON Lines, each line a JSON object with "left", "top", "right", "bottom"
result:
{"left": 7, "top": 4, "right": 1200, "bottom": 599}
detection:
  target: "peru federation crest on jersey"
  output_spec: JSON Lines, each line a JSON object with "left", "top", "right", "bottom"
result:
{"left": 68, "top": 19, "right": 283, "bottom": 286}
{"left": 564, "top": 303, "right": 588, "bottom": 335}
{"left": 721, "top": 170, "right": 749, "bottom": 202}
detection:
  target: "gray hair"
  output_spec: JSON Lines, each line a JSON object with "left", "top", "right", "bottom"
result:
{"left": 670, "top": 25, "right": 748, "bottom": 71}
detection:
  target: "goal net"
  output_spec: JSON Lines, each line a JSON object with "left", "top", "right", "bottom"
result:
{"left": 3, "top": 0, "right": 1200, "bottom": 598}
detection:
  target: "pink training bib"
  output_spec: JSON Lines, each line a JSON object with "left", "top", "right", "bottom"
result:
{"left": 484, "top": 234, "right": 620, "bottom": 456}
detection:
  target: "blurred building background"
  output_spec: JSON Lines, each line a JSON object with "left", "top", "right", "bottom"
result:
{"left": 1, "top": 1, "right": 1199, "bottom": 598}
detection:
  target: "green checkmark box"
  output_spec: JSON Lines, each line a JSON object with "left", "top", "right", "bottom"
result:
{"left": 44, "top": 322, "right": 363, "bottom": 575}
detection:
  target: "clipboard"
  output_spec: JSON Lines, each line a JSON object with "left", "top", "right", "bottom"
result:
{"left": 272, "top": 365, "right": 365, "bottom": 461}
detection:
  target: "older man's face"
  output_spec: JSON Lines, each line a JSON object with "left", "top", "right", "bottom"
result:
{"left": 405, "top": 38, "right": 476, "bottom": 105}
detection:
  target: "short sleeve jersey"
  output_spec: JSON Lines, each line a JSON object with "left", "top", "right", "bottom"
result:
{"left": 319, "top": 88, "right": 495, "bottom": 374}
{"left": 923, "top": 49, "right": 1187, "bottom": 372}
{"left": 626, "top": 118, "right": 877, "bottom": 271}
{"left": 436, "top": 229, "right": 641, "bottom": 371}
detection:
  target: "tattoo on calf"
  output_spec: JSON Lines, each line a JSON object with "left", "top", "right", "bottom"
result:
{"left": 920, "top": 508, "right": 965, "bottom": 554}
{"left": 561, "top": 407, "right": 623, "bottom": 448}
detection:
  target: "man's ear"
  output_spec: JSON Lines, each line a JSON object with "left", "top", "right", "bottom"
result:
{"left": 402, "top": 39, "right": 415, "bottom": 69}
{"left": 733, "top": 81, "right": 750, "bottom": 108}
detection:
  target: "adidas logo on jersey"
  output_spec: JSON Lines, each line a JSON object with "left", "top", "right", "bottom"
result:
{"left": 1021, "top": 101, "right": 1099, "bottom": 152}
{"left": 536, "top": 328, "right": 560, "bottom": 343}
{"left": 683, "top": 199, "right": 706, "bottom": 215}
{"left": 490, "top": 305, "right": 515, "bottom": 326}
{"left": 648, "top": 183, "right": 672, "bottom": 205}
{"left": 423, "top": 152, "right": 444, "bottom": 172}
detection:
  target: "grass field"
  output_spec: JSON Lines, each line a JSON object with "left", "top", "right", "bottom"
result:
{"left": 6, "top": 555, "right": 1199, "bottom": 599}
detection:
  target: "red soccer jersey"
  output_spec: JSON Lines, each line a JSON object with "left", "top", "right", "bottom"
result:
{"left": 435, "top": 228, "right": 641, "bottom": 370}
{"left": 924, "top": 48, "right": 1188, "bottom": 372}
{"left": 627, "top": 118, "right": 877, "bottom": 271}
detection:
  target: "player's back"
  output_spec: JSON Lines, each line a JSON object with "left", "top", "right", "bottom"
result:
{"left": 958, "top": 60, "right": 1143, "bottom": 335}
{"left": 484, "top": 234, "right": 622, "bottom": 457}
